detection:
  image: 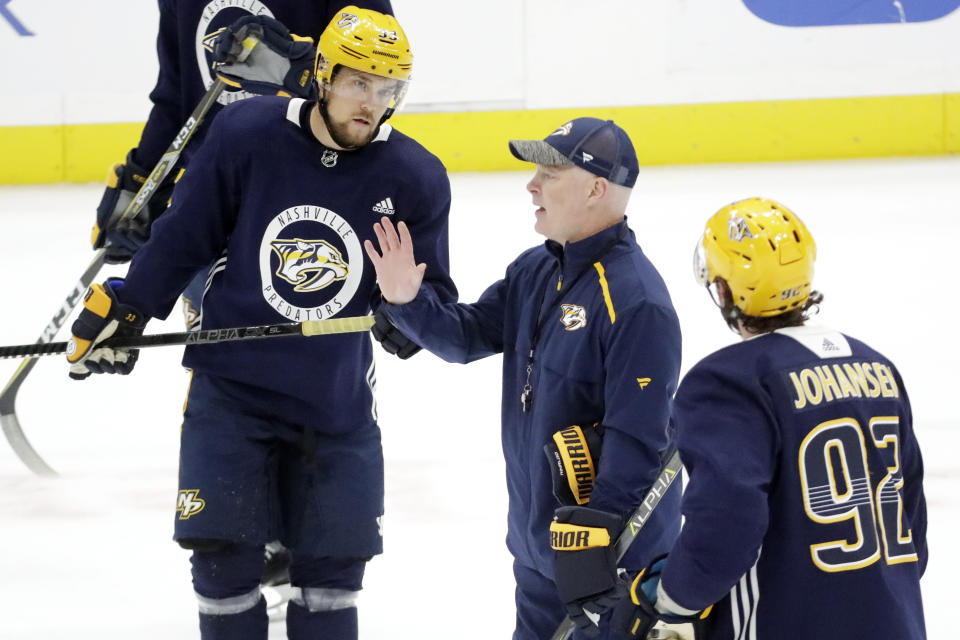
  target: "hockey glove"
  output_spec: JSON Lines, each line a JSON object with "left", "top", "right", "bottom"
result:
{"left": 544, "top": 424, "right": 603, "bottom": 506}
{"left": 609, "top": 556, "right": 706, "bottom": 640}
{"left": 210, "top": 15, "right": 316, "bottom": 99}
{"left": 67, "top": 279, "right": 148, "bottom": 380}
{"left": 551, "top": 506, "right": 626, "bottom": 637}
{"left": 92, "top": 149, "right": 174, "bottom": 263}
{"left": 372, "top": 307, "right": 421, "bottom": 359}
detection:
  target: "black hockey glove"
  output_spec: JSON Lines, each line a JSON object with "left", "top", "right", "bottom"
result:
{"left": 67, "top": 278, "right": 148, "bottom": 380}
{"left": 210, "top": 15, "right": 316, "bottom": 99}
{"left": 544, "top": 424, "right": 603, "bottom": 506}
{"left": 92, "top": 149, "right": 174, "bottom": 263}
{"left": 372, "top": 307, "right": 421, "bottom": 359}
{"left": 609, "top": 555, "right": 706, "bottom": 640}
{"left": 551, "top": 506, "right": 626, "bottom": 637}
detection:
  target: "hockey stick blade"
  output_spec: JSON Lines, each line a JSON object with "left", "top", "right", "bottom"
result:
{"left": 0, "top": 251, "right": 107, "bottom": 476}
{"left": 0, "top": 78, "right": 232, "bottom": 476}
{"left": 0, "top": 316, "right": 376, "bottom": 359}
{"left": 550, "top": 449, "right": 683, "bottom": 640}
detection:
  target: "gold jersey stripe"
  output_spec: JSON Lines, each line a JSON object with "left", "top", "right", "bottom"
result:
{"left": 594, "top": 262, "right": 616, "bottom": 324}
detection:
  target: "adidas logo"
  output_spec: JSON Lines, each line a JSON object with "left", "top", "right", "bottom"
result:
{"left": 372, "top": 197, "right": 395, "bottom": 215}
{"left": 822, "top": 338, "right": 840, "bottom": 352}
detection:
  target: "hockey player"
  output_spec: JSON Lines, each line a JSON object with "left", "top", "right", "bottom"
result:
{"left": 364, "top": 118, "right": 683, "bottom": 639}
{"left": 66, "top": 8, "right": 456, "bottom": 640}
{"left": 91, "top": 0, "right": 392, "bottom": 328}
{"left": 613, "top": 198, "right": 928, "bottom": 640}
{"left": 90, "top": 0, "right": 394, "bottom": 603}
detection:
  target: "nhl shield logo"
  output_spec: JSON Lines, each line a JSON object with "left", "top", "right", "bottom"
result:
{"left": 321, "top": 149, "right": 339, "bottom": 167}
{"left": 560, "top": 304, "right": 587, "bottom": 331}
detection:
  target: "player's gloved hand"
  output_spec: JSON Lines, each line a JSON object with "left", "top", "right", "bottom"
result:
{"left": 544, "top": 424, "right": 603, "bottom": 506}
{"left": 210, "top": 15, "right": 316, "bottom": 99}
{"left": 92, "top": 149, "right": 173, "bottom": 264}
{"left": 609, "top": 555, "right": 705, "bottom": 640}
{"left": 66, "top": 279, "right": 148, "bottom": 380}
{"left": 551, "top": 506, "right": 626, "bottom": 637}
{"left": 372, "top": 307, "right": 421, "bottom": 359}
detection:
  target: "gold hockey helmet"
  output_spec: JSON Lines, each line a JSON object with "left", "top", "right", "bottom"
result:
{"left": 694, "top": 197, "right": 817, "bottom": 317}
{"left": 315, "top": 7, "right": 412, "bottom": 115}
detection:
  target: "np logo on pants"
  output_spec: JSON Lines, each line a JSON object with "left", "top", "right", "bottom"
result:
{"left": 176, "top": 489, "right": 206, "bottom": 520}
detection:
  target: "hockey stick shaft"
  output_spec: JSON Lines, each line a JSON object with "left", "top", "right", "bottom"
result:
{"left": 0, "top": 316, "right": 376, "bottom": 359}
{"left": 108, "top": 35, "right": 263, "bottom": 227}
{"left": 110, "top": 78, "right": 227, "bottom": 229}
{"left": 549, "top": 448, "right": 683, "bottom": 640}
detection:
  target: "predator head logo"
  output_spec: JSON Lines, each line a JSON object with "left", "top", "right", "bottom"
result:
{"left": 270, "top": 238, "right": 349, "bottom": 292}
{"left": 727, "top": 216, "right": 756, "bottom": 242}
{"left": 560, "top": 304, "right": 587, "bottom": 331}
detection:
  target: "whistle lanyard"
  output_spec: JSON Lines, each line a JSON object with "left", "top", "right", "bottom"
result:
{"left": 520, "top": 241, "right": 619, "bottom": 412}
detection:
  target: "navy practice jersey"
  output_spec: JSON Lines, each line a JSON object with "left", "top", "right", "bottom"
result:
{"left": 384, "top": 221, "right": 682, "bottom": 578}
{"left": 119, "top": 96, "right": 456, "bottom": 428}
{"left": 661, "top": 324, "right": 927, "bottom": 640}
{"left": 136, "top": 0, "right": 393, "bottom": 170}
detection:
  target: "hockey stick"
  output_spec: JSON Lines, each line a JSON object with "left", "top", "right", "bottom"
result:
{"left": 0, "top": 253, "right": 106, "bottom": 476}
{"left": 0, "top": 37, "right": 264, "bottom": 475}
{"left": 550, "top": 448, "right": 683, "bottom": 640}
{"left": 0, "top": 316, "right": 376, "bottom": 360}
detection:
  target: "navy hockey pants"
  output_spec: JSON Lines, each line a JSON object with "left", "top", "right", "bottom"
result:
{"left": 175, "top": 372, "right": 385, "bottom": 558}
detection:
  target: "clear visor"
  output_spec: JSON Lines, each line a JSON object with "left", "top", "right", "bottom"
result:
{"left": 324, "top": 67, "right": 409, "bottom": 109}
{"left": 692, "top": 239, "right": 709, "bottom": 286}
{"left": 692, "top": 239, "right": 725, "bottom": 308}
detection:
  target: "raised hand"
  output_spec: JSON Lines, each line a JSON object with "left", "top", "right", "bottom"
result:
{"left": 363, "top": 216, "right": 426, "bottom": 304}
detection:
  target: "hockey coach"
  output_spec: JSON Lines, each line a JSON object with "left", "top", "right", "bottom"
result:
{"left": 365, "top": 118, "right": 683, "bottom": 639}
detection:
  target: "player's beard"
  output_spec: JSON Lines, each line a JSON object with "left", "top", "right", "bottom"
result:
{"left": 320, "top": 101, "right": 378, "bottom": 150}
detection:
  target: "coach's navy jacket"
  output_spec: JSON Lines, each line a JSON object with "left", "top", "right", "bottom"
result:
{"left": 384, "top": 220, "right": 682, "bottom": 578}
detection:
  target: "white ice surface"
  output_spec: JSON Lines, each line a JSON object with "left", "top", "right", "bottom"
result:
{"left": 0, "top": 158, "right": 956, "bottom": 638}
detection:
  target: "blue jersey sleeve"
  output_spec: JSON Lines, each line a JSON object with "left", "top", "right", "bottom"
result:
{"left": 660, "top": 361, "right": 779, "bottom": 611}
{"left": 589, "top": 302, "right": 681, "bottom": 516}
{"left": 382, "top": 267, "right": 511, "bottom": 364}
{"left": 119, "top": 110, "right": 242, "bottom": 318}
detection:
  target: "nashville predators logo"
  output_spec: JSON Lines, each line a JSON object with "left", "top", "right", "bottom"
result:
{"left": 560, "top": 304, "right": 587, "bottom": 331}
{"left": 195, "top": 0, "right": 275, "bottom": 105}
{"left": 200, "top": 28, "right": 226, "bottom": 53}
{"left": 176, "top": 490, "right": 206, "bottom": 520}
{"left": 728, "top": 216, "right": 756, "bottom": 242}
{"left": 270, "top": 238, "right": 349, "bottom": 292}
{"left": 259, "top": 205, "right": 363, "bottom": 322}
{"left": 337, "top": 12, "right": 360, "bottom": 29}
{"left": 551, "top": 122, "right": 574, "bottom": 137}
